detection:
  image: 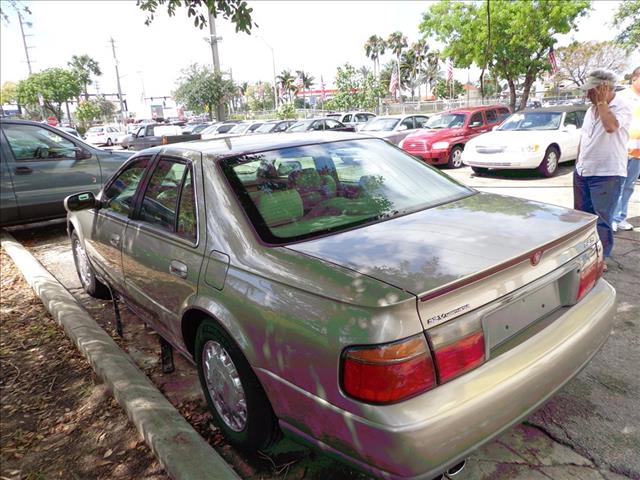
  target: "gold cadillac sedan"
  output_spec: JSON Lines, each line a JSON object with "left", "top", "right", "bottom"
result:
{"left": 65, "top": 133, "right": 616, "bottom": 479}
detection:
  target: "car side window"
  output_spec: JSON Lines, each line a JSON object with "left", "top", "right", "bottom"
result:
{"left": 274, "top": 123, "right": 287, "bottom": 132}
{"left": 138, "top": 159, "right": 187, "bottom": 232}
{"left": 3, "top": 124, "right": 76, "bottom": 161}
{"left": 415, "top": 116, "right": 429, "bottom": 128}
{"left": 400, "top": 117, "right": 415, "bottom": 129}
{"left": 469, "top": 112, "right": 484, "bottom": 127}
{"left": 311, "top": 121, "right": 324, "bottom": 131}
{"left": 326, "top": 120, "right": 342, "bottom": 130}
{"left": 564, "top": 112, "right": 578, "bottom": 128}
{"left": 146, "top": 126, "right": 155, "bottom": 136}
{"left": 103, "top": 157, "right": 151, "bottom": 215}
{"left": 355, "top": 114, "right": 369, "bottom": 122}
{"left": 485, "top": 109, "right": 498, "bottom": 124}
{"left": 343, "top": 114, "right": 352, "bottom": 123}
{"left": 136, "top": 127, "right": 145, "bottom": 137}
{"left": 176, "top": 168, "right": 197, "bottom": 240}
{"left": 575, "top": 111, "right": 585, "bottom": 128}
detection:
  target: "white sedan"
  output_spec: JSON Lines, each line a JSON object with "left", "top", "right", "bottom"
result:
{"left": 84, "top": 126, "right": 121, "bottom": 147}
{"left": 462, "top": 106, "right": 587, "bottom": 177}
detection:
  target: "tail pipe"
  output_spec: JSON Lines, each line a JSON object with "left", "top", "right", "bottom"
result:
{"left": 432, "top": 459, "right": 467, "bottom": 480}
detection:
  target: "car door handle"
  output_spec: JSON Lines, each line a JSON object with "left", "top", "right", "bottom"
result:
{"left": 109, "top": 234, "right": 120, "bottom": 247}
{"left": 14, "top": 166, "right": 33, "bottom": 175}
{"left": 169, "top": 260, "right": 188, "bottom": 279}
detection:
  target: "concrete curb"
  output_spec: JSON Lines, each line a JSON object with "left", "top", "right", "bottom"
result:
{"left": 1, "top": 230, "right": 239, "bottom": 480}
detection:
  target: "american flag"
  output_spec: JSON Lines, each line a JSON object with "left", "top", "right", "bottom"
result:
{"left": 447, "top": 58, "right": 454, "bottom": 84}
{"left": 294, "top": 75, "right": 304, "bottom": 89}
{"left": 548, "top": 47, "right": 559, "bottom": 75}
{"left": 320, "top": 76, "right": 326, "bottom": 100}
{"left": 389, "top": 63, "right": 399, "bottom": 97}
{"left": 278, "top": 83, "right": 285, "bottom": 99}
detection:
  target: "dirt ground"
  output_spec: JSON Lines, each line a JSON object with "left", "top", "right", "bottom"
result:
{"left": 0, "top": 250, "right": 167, "bottom": 480}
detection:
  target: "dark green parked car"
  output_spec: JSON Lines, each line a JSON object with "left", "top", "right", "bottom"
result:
{"left": 0, "top": 119, "right": 132, "bottom": 226}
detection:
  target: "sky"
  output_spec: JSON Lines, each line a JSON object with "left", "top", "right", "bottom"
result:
{"left": 1, "top": 0, "right": 636, "bottom": 115}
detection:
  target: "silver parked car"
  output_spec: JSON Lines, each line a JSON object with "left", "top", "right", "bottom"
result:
{"left": 65, "top": 133, "right": 616, "bottom": 479}
{"left": 359, "top": 114, "right": 430, "bottom": 145}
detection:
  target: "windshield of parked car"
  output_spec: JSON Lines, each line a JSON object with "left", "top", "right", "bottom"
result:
{"left": 288, "top": 121, "right": 313, "bottom": 132}
{"left": 360, "top": 118, "right": 400, "bottom": 132}
{"left": 221, "top": 139, "right": 473, "bottom": 244}
{"left": 229, "top": 123, "right": 250, "bottom": 134}
{"left": 191, "top": 124, "right": 209, "bottom": 134}
{"left": 498, "top": 112, "right": 563, "bottom": 131}
{"left": 201, "top": 124, "right": 219, "bottom": 135}
{"left": 424, "top": 113, "right": 466, "bottom": 129}
{"left": 255, "top": 123, "right": 277, "bottom": 133}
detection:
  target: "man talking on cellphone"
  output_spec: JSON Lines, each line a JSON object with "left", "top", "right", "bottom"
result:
{"left": 574, "top": 70, "right": 633, "bottom": 265}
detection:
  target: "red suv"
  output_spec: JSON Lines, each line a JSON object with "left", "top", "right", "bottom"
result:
{"left": 399, "top": 105, "right": 510, "bottom": 168}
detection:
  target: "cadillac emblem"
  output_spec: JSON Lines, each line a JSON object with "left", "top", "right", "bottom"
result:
{"left": 530, "top": 250, "right": 543, "bottom": 266}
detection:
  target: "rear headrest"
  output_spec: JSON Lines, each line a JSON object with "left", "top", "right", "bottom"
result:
{"left": 257, "top": 189, "right": 304, "bottom": 227}
{"left": 289, "top": 168, "right": 321, "bottom": 188}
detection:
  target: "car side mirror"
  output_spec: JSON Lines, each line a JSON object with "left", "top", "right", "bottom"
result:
{"left": 469, "top": 121, "right": 483, "bottom": 128}
{"left": 563, "top": 124, "right": 577, "bottom": 132}
{"left": 75, "top": 148, "right": 92, "bottom": 160}
{"left": 64, "top": 191, "right": 100, "bottom": 212}
{"left": 397, "top": 125, "right": 408, "bottom": 131}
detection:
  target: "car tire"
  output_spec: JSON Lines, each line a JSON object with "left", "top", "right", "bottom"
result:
{"left": 195, "top": 319, "right": 280, "bottom": 451}
{"left": 71, "top": 231, "right": 111, "bottom": 299}
{"left": 471, "top": 166, "right": 489, "bottom": 176}
{"left": 106, "top": 138, "right": 113, "bottom": 146}
{"left": 538, "top": 146, "right": 559, "bottom": 177}
{"left": 447, "top": 145, "right": 464, "bottom": 169}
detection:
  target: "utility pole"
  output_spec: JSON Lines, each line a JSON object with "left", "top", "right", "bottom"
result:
{"left": 109, "top": 37, "right": 126, "bottom": 125}
{"left": 207, "top": 13, "right": 225, "bottom": 121}
{"left": 18, "top": 10, "right": 45, "bottom": 119}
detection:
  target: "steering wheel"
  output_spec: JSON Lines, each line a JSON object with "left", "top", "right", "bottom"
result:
{"left": 34, "top": 146, "right": 49, "bottom": 159}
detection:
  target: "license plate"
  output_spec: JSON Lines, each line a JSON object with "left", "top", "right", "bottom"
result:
{"left": 483, "top": 282, "right": 561, "bottom": 350}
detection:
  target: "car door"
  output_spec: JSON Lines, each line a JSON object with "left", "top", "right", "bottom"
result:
{"left": 0, "top": 136, "right": 19, "bottom": 225}
{"left": 1, "top": 122, "right": 101, "bottom": 222}
{"left": 561, "top": 111, "right": 582, "bottom": 160}
{"left": 121, "top": 155, "right": 204, "bottom": 341}
{"left": 466, "top": 111, "right": 488, "bottom": 141}
{"left": 84, "top": 156, "right": 154, "bottom": 291}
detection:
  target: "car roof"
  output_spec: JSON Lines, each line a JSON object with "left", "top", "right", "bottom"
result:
{"left": 445, "top": 104, "right": 509, "bottom": 114}
{"left": 521, "top": 105, "right": 589, "bottom": 113}
{"left": 153, "top": 132, "right": 369, "bottom": 159}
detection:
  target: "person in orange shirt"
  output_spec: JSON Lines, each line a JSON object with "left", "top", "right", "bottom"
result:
{"left": 613, "top": 66, "right": 640, "bottom": 232}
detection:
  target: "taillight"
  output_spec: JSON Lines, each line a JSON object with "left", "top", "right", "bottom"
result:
{"left": 428, "top": 316, "right": 485, "bottom": 383}
{"left": 576, "top": 242, "right": 604, "bottom": 302}
{"left": 342, "top": 334, "right": 436, "bottom": 404}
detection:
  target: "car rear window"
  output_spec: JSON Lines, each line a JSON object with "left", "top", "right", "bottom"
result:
{"left": 221, "top": 139, "right": 473, "bottom": 244}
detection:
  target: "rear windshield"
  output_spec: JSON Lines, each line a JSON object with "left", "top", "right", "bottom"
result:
{"left": 221, "top": 139, "right": 473, "bottom": 244}
{"left": 88, "top": 127, "right": 104, "bottom": 133}
{"left": 361, "top": 118, "right": 399, "bottom": 132}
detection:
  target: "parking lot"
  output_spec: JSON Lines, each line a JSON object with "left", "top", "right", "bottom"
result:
{"left": 4, "top": 161, "right": 638, "bottom": 480}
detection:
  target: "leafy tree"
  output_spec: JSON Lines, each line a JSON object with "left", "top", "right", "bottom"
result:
{"left": 612, "top": 0, "right": 640, "bottom": 50}
{"left": 246, "top": 81, "right": 275, "bottom": 112}
{"left": 96, "top": 96, "right": 117, "bottom": 121}
{"left": 136, "top": 0, "right": 256, "bottom": 33}
{"left": 328, "top": 63, "right": 385, "bottom": 111}
{"left": 433, "top": 78, "right": 464, "bottom": 99}
{"left": 17, "top": 68, "right": 81, "bottom": 121}
{"left": 1, "top": 81, "right": 18, "bottom": 104}
{"left": 76, "top": 99, "right": 102, "bottom": 126}
{"left": 173, "top": 63, "right": 236, "bottom": 120}
{"left": 277, "top": 102, "right": 296, "bottom": 120}
{"left": 420, "top": 0, "right": 590, "bottom": 111}
{"left": 364, "top": 35, "right": 386, "bottom": 77}
{"left": 0, "top": 0, "right": 30, "bottom": 24}
{"left": 68, "top": 54, "right": 102, "bottom": 100}
{"left": 555, "top": 41, "right": 628, "bottom": 87}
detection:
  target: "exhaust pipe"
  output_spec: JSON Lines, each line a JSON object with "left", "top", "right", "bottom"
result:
{"left": 446, "top": 459, "right": 467, "bottom": 477}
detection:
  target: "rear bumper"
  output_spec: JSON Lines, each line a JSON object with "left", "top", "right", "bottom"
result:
{"left": 257, "top": 279, "right": 616, "bottom": 479}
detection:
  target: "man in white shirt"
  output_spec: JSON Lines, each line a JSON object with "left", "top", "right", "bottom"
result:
{"left": 574, "top": 70, "right": 633, "bottom": 259}
{"left": 613, "top": 66, "right": 640, "bottom": 232}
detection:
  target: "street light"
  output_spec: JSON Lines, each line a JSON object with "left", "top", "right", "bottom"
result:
{"left": 257, "top": 36, "right": 278, "bottom": 111}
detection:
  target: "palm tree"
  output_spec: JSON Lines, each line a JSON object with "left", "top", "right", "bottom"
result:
{"left": 276, "top": 69, "right": 295, "bottom": 103}
{"left": 400, "top": 50, "right": 419, "bottom": 100}
{"left": 68, "top": 54, "right": 102, "bottom": 100}
{"left": 364, "top": 35, "right": 386, "bottom": 77}
{"left": 386, "top": 32, "right": 407, "bottom": 102}
{"left": 296, "top": 70, "right": 315, "bottom": 109}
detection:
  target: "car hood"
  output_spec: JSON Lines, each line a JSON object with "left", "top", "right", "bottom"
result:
{"left": 287, "top": 192, "right": 594, "bottom": 296}
{"left": 467, "top": 130, "right": 559, "bottom": 146}
{"left": 404, "top": 127, "right": 464, "bottom": 143}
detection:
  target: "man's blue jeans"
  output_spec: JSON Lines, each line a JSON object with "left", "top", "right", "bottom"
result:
{"left": 573, "top": 172, "right": 624, "bottom": 258}
{"left": 614, "top": 157, "right": 640, "bottom": 223}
